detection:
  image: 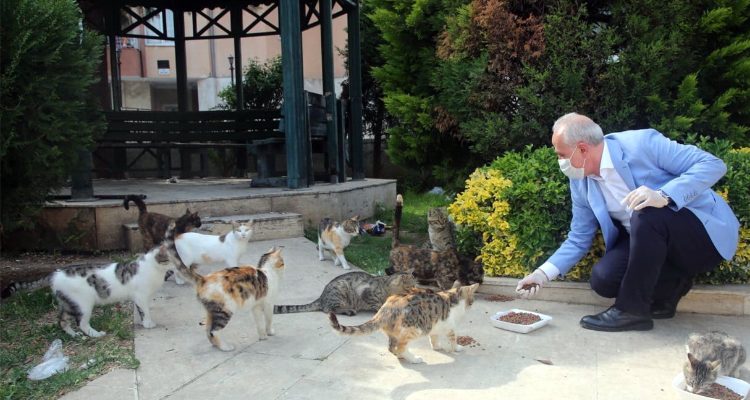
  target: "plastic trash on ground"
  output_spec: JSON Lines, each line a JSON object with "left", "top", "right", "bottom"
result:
{"left": 27, "top": 339, "right": 69, "bottom": 380}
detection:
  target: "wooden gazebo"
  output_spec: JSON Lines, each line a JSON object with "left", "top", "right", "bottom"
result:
{"left": 76, "top": 0, "right": 364, "bottom": 192}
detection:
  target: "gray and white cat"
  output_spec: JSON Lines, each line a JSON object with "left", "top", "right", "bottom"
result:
{"left": 52, "top": 245, "right": 172, "bottom": 337}
{"left": 683, "top": 331, "right": 746, "bottom": 394}
{"left": 274, "top": 271, "right": 417, "bottom": 316}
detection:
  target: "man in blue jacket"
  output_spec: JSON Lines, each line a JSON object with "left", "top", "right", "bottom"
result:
{"left": 516, "top": 113, "right": 739, "bottom": 332}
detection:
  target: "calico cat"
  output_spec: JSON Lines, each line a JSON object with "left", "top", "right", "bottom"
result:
{"left": 172, "top": 221, "right": 254, "bottom": 284}
{"left": 329, "top": 282, "right": 480, "bottom": 364}
{"left": 274, "top": 271, "right": 417, "bottom": 316}
{"left": 123, "top": 195, "right": 202, "bottom": 250}
{"left": 51, "top": 245, "right": 172, "bottom": 337}
{"left": 387, "top": 195, "right": 484, "bottom": 289}
{"left": 163, "top": 221, "right": 284, "bottom": 351}
{"left": 683, "top": 331, "right": 747, "bottom": 394}
{"left": 318, "top": 216, "right": 361, "bottom": 270}
{"left": 427, "top": 206, "right": 456, "bottom": 251}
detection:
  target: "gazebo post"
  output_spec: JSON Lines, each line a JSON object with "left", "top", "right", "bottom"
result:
{"left": 173, "top": 8, "right": 193, "bottom": 178}
{"left": 320, "top": 0, "right": 339, "bottom": 183}
{"left": 347, "top": 1, "right": 365, "bottom": 180}
{"left": 231, "top": 4, "right": 245, "bottom": 110}
{"left": 280, "top": 0, "right": 308, "bottom": 188}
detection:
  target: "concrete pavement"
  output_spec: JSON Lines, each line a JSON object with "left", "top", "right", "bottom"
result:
{"left": 61, "top": 237, "right": 750, "bottom": 400}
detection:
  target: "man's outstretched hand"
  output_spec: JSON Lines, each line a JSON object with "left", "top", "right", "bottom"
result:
{"left": 515, "top": 269, "right": 549, "bottom": 298}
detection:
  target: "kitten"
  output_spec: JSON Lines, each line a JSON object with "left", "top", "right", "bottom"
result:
{"left": 329, "top": 282, "right": 480, "bottom": 364}
{"left": 683, "top": 331, "right": 747, "bottom": 394}
{"left": 123, "top": 195, "right": 202, "bottom": 250}
{"left": 172, "top": 221, "right": 254, "bottom": 284}
{"left": 51, "top": 245, "right": 172, "bottom": 337}
{"left": 274, "top": 271, "right": 417, "bottom": 316}
{"left": 387, "top": 195, "right": 484, "bottom": 289}
{"left": 163, "top": 221, "right": 284, "bottom": 351}
{"left": 427, "top": 206, "right": 456, "bottom": 251}
{"left": 318, "top": 216, "right": 361, "bottom": 270}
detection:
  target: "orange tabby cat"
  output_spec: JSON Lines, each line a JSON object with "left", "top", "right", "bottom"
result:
{"left": 318, "top": 216, "right": 361, "bottom": 269}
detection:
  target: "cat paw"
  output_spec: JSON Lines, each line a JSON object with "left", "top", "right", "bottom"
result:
{"left": 141, "top": 320, "right": 156, "bottom": 329}
{"left": 217, "top": 343, "right": 235, "bottom": 352}
{"left": 87, "top": 329, "right": 106, "bottom": 338}
{"left": 266, "top": 328, "right": 276, "bottom": 336}
{"left": 258, "top": 334, "right": 268, "bottom": 341}
{"left": 453, "top": 344, "right": 464, "bottom": 353}
{"left": 405, "top": 355, "right": 424, "bottom": 364}
{"left": 341, "top": 265, "right": 351, "bottom": 270}
{"left": 318, "top": 255, "right": 325, "bottom": 261}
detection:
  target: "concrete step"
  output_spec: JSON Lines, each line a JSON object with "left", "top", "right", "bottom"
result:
{"left": 124, "top": 212, "right": 303, "bottom": 252}
{"left": 479, "top": 277, "right": 750, "bottom": 316}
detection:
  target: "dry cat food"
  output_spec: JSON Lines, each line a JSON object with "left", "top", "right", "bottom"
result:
{"left": 457, "top": 336, "right": 480, "bottom": 347}
{"left": 484, "top": 294, "right": 514, "bottom": 302}
{"left": 498, "top": 311, "right": 542, "bottom": 325}
{"left": 699, "top": 383, "right": 744, "bottom": 400}
{"left": 521, "top": 283, "right": 540, "bottom": 291}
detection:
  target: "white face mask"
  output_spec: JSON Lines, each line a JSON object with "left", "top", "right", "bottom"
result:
{"left": 558, "top": 147, "right": 586, "bottom": 180}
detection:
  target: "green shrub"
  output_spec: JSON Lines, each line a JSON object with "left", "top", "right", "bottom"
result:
{"left": 450, "top": 146, "right": 750, "bottom": 284}
{"left": 0, "top": 0, "right": 104, "bottom": 234}
{"left": 217, "top": 56, "right": 282, "bottom": 110}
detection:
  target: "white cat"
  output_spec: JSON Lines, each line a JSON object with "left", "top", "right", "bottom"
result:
{"left": 173, "top": 221, "right": 254, "bottom": 284}
{"left": 51, "top": 245, "right": 172, "bottom": 337}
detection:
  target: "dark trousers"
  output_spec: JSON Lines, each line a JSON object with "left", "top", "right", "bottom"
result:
{"left": 589, "top": 207, "right": 723, "bottom": 315}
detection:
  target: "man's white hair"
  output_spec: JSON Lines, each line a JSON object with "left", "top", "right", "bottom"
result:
{"left": 553, "top": 112, "right": 604, "bottom": 146}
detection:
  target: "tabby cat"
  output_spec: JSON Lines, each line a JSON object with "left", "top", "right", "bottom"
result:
{"left": 51, "top": 245, "right": 172, "bottom": 337}
{"left": 683, "top": 331, "right": 746, "bottom": 394}
{"left": 123, "top": 195, "right": 202, "bottom": 250}
{"left": 318, "top": 216, "right": 361, "bottom": 270}
{"left": 164, "top": 220, "right": 285, "bottom": 351}
{"left": 274, "top": 271, "right": 417, "bottom": 316}
{"left": 387, "top": 195, "right": 484, "bottom": 289}
{"left": 427, "top": 206, "right": 456, "bottom": 251}
{"left": 329, "top": 282, "right": 480, "bottom": 364}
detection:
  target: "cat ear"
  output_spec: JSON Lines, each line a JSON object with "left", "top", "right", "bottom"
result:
{"left": 184, "top": 209, "right": 191, "bottom": 215}
{"left": 231, "top": 221, "right": 239, "bottom": 231}
{"left": 687, "top": 353, "right": 699, "bottom": 367}
{"left": 351, "top": 215, "right": 360, "bottom": 221}
{"left": 709, "top": 360, "right": 722, "bottom": 372}
{"left": 451, "top": 280, "right": 462, "bottom": 289}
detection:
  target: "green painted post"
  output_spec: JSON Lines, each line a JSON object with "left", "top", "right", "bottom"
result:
{"left": 231, "top": 5, "right": 244, "bottom": 110}
{"left": 174, "top": 9, "right": 188, "bottom": 112}
{"left": 280, "top": 0, "right": 308, "bottom": 188}
{"left": 347, "top": 2, "right": 365, "bottom": 180}
{"left": 321, "top": 0, "right": 339, "bottom": 183}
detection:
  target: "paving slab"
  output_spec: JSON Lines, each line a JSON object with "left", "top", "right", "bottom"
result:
{"left": 61, "top": 237, "right": 750, "bottom": 400}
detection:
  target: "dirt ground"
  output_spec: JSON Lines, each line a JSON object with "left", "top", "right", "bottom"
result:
{"left": 0, "top": 250, "right": 130, "bottom": 297}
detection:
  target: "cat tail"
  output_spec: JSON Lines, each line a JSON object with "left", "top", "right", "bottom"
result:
{"left": 123, "top": 195, "right": 147, "bottom": 213}
{"left": 273, "top": 299, "right": 322, "bottom": 314}
{"left": 1, "top": 275, "right": 52, "bottom": 298}
{"left": 392, "top": 194, "right": 403, "bottom": 248}
{"left": 163, "top": 220, "right": 205, "bottom": 286}
{"left": 329, "top": 312, "right": 381, "bottom": 336}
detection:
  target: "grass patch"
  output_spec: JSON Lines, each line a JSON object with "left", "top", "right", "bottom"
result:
{"left": 306, "top": 191, "right": 452, "bottom": 275}
{"left": 0, "top": 289, "right": 139, "bottom": 400}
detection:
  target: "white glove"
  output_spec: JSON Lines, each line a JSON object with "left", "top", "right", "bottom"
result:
{"left": 622, "top": 186, "right": 669, "bottom": 211}
{"left": 515, "top": 269, "right": 549, "bottom": 298}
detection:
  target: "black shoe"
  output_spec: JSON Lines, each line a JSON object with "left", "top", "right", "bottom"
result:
{"left": 580, "top": 307, "right": 653, "bottom": 332}
{"left": 650, "top": 278, "right": 693, "bottom": 319}
{"left": 650, "top": 302, "right": 677, "bottom": 319}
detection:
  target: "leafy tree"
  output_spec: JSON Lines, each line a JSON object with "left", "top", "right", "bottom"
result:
{"left": 217, "top": 56, "right": 283, "bottom": 109}
{"left": 1, "top": 0, "right": 104, "bottom": 234}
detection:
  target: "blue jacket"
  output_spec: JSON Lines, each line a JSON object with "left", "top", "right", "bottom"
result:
{"left": 548, "top": 129, "right": 739, "bottom": 276}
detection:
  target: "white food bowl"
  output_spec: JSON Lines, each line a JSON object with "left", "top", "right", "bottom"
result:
{"left": 489, "top": 309, "right": 552, "bottom": 334}
{"left": 672, "top": 373, "right": 750, "bottom": 400}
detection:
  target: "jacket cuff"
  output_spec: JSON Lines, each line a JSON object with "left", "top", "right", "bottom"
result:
{"left": 538, "top": 262, "right": 560, "bottom": 281}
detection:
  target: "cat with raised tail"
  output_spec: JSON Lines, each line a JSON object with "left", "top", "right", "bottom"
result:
{"left": 172, "top": 221, "right": 254, "bottom": 284}
{"left": 387, "top": 194, "right": 484, "bottom": 289}
{"left": 163, "top": 221, "right": 284, "bottom": 351}
{"left": 318, "top": 216, "right": 361, "bottom": 270}
{"left": 123, "top": 194, "right": 201, "bottom": 250}
{"left": 329, "top": 282, "right": 480, "bottom": 364}
{"left": 274, "top": 271, "right": 416, "bottom": 316}
{"left": 683, "top": 331, "right": 746, "bottom": 394}
{"left": 51, "top": 245, "right": 173, "bottom": 337}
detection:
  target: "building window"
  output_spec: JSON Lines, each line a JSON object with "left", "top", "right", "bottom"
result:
{"left": 145, "top": 9, "right": 175, "bottom": 46}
